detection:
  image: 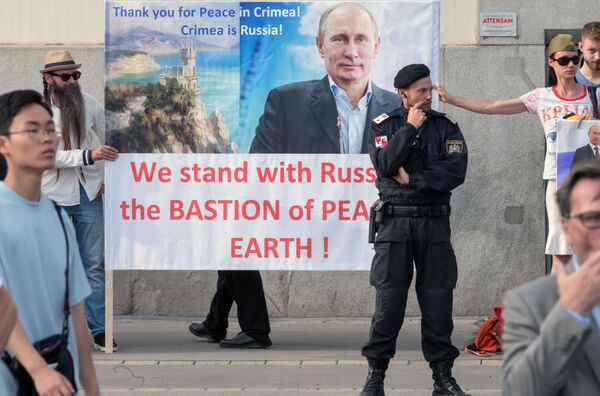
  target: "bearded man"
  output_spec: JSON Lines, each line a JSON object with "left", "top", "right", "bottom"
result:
{"left": 41, "top": 50, "right": 119, "bottom": 351}
{"left": 577, "top": 21, "right": 600, "bottom": 87}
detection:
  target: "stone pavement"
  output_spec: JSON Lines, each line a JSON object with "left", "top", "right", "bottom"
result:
{"left": 93, "top": 317, "right": 502, "bottom": 395}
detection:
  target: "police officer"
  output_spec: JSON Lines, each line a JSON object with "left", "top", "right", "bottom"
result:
{"left": 358, "top": 64, "right": 470, "bottom": 396}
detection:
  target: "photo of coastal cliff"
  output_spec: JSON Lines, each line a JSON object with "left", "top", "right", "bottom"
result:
{"left": 105, "top": 3, "right": 239, "bottom": 154}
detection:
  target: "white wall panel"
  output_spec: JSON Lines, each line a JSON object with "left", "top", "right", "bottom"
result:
{"left": 440, "top": 0, "right": 478, "bottom": 46}
{"left": 0, "top": 0, "right": 104, "bottom": 44}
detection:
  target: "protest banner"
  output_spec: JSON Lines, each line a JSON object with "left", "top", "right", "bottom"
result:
{"left": 104, "top": 1, "right": 440, "bottom": 270}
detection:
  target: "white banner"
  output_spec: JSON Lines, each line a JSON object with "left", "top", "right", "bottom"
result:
{"left": 105, "top": 154, "right": 378, "bottom": 270}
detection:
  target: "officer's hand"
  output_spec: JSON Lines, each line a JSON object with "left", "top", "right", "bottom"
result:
{"left": 557, "top": 250, "right": 600, "bottom": 315}
{"left": 433, "top": 84, "right": 450, "bottom": 103}
{"left": 393, "top": 167, "right": 410, "bottom": 186}
{"left": 576, "top": 108, "right": 591, "bottom": 128}
{"left": 407, "top": 101, "right": 427, "bottom": 129}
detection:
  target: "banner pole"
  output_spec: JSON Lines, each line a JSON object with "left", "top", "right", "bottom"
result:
{"left": 105, "top": 270, "right": 114, "bottom": 354}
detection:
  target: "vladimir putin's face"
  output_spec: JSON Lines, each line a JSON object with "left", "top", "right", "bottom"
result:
{"left": 316, "top": 4, "right": 380, "bottom": 89}
{"left": 589, "top": 125, "right": 600, "bottom": 146}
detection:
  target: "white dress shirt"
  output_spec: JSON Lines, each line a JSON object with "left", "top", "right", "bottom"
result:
{"left": 328, "top": 76, "right": 372, "bottom": 154}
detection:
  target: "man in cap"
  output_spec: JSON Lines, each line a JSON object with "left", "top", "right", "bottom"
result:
{"left": 40, "top": 50, "right": 119, "bottom": 351}
{"left": 358, "top": 64, "right": 469, "bottom": 396}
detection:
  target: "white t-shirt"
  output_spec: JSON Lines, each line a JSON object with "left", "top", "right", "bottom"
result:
{"left": 520, "top": 86, "right": 597, "bottom": 179}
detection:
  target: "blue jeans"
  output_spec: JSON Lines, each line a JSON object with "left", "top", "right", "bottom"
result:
{"left": 62, "top": 184, "right": 105, "bottom": 337}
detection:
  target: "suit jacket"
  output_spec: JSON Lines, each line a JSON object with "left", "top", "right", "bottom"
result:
{"left": 572, "top": 144, "right": 596, "bottom": 165}
{"left": 249, "top": 76, "right": 402, "bottom": 154}
{"left": 502, "top": 273, "right": 600, "bottom": 395}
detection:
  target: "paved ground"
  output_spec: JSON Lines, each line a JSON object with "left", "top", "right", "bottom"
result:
{"left": 93, "top": 317, "right": 502, "bottom": 395}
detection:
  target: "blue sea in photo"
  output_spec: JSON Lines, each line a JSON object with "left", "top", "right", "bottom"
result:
{"left": 107, "top": 51, "right": 240, "bottom": 149}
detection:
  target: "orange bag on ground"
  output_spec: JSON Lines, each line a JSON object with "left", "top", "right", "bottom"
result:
{"left": 465, "top": 306, "right": 503, "bottom": 357}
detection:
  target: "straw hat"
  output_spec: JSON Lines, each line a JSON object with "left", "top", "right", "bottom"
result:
{"left": 40, "top": 50, "right": 81, "bottom": 74}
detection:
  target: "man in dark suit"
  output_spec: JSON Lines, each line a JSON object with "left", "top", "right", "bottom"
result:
{"left": 250, "top": 77, "right": 401, "bottom": 154}
{"left": 573, "top": 124, "right": 600, "bottom": 165}
{"left": 189, "top": 2, "right": 401, "bottom": 349}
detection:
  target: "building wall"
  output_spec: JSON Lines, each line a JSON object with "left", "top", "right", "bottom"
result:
{"left": 0, "top": 0, "right": 592, "bottom": 316}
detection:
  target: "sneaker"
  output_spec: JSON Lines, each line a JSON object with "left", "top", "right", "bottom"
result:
{"left": 93, "top": 332, "right": 118, "bottom": 352}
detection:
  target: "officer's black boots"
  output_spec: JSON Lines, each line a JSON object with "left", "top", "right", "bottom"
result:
{"left": 431, "top": 361, "right": 471, "bottom": 396}
{"left": 358, "top": 366, "right": 386, "bottom": 396}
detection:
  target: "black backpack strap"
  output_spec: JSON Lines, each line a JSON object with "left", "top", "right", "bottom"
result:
{"left": 52, "top": 201, "right": 70, "bottom": 339}
{"left": 589, "top": 86, "right": 599, "bottom": 119}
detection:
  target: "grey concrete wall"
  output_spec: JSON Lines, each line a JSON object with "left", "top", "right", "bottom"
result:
{"left": 1, "top": 0, "right": 592, "bottom": 317}
{"left": 0, "top": 47, "right": 104, "bottom": 102}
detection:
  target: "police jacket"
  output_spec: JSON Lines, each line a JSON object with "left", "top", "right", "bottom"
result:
{"left": 368, "top": 104, "right": 468, "bottom": 206}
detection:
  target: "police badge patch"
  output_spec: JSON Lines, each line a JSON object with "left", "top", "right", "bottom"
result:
{"left": 446, "top": 139, "right": 464, "bottom": 154}
{"left": 375, "top": 135, "right": 388, "bottom": 148}
{"left": 373, "top": 113, "right": 389, "bottom": 125}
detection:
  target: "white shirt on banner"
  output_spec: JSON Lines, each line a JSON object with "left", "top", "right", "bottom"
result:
{"left": 329, "top": 76, "right": 372, "bottom": 154}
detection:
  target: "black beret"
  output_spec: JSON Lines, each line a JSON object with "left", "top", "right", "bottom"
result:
{"left": 393, "top": 64, "right": 431, "bottom": 89}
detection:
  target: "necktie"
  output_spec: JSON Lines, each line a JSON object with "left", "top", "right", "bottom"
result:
{"left": 595, "top": 146, "right": 599, "bottom": 160}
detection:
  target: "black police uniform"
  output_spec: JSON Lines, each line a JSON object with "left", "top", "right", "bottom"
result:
{"left": 361, "top": 104, "right": 468, "bottom": 366}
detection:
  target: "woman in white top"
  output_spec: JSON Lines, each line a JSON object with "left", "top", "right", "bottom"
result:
{"left": 435, "top": 34, "right": 598, "bottom": 272}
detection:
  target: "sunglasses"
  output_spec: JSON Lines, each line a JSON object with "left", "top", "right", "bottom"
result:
{"left": 50, "top": 71, "right": 82, "bottom": 81}
{"left": 551, "top": 55, "right": 580, "bottom": 66}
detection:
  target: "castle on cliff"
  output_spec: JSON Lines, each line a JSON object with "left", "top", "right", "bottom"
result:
{"left": 160, "top": 39, "right": 199, "bottom": 96}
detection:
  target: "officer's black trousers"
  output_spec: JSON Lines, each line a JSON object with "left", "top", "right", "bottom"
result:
{"left": 361, "top": 215, "right": 460, "bottom": 364}
{"left": 203, "top": 270, "right": 271, "bottom": 343}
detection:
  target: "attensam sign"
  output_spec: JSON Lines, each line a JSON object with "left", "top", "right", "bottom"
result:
{"left": 479, "top": 12, "right": 517, "bottom": 37}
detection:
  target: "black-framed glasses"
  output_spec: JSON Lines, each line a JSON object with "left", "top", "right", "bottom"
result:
{"left": 50, "top": 71, "right": 82, "bottom": 81}
{"left": 568, "top": 210, "right": 600, "bottom": 229}
{"left": 551, "top": 55, "right": 580, "bottom": 66}
{"left": 6, "top": 127, "right": 61, "bottom": 141}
